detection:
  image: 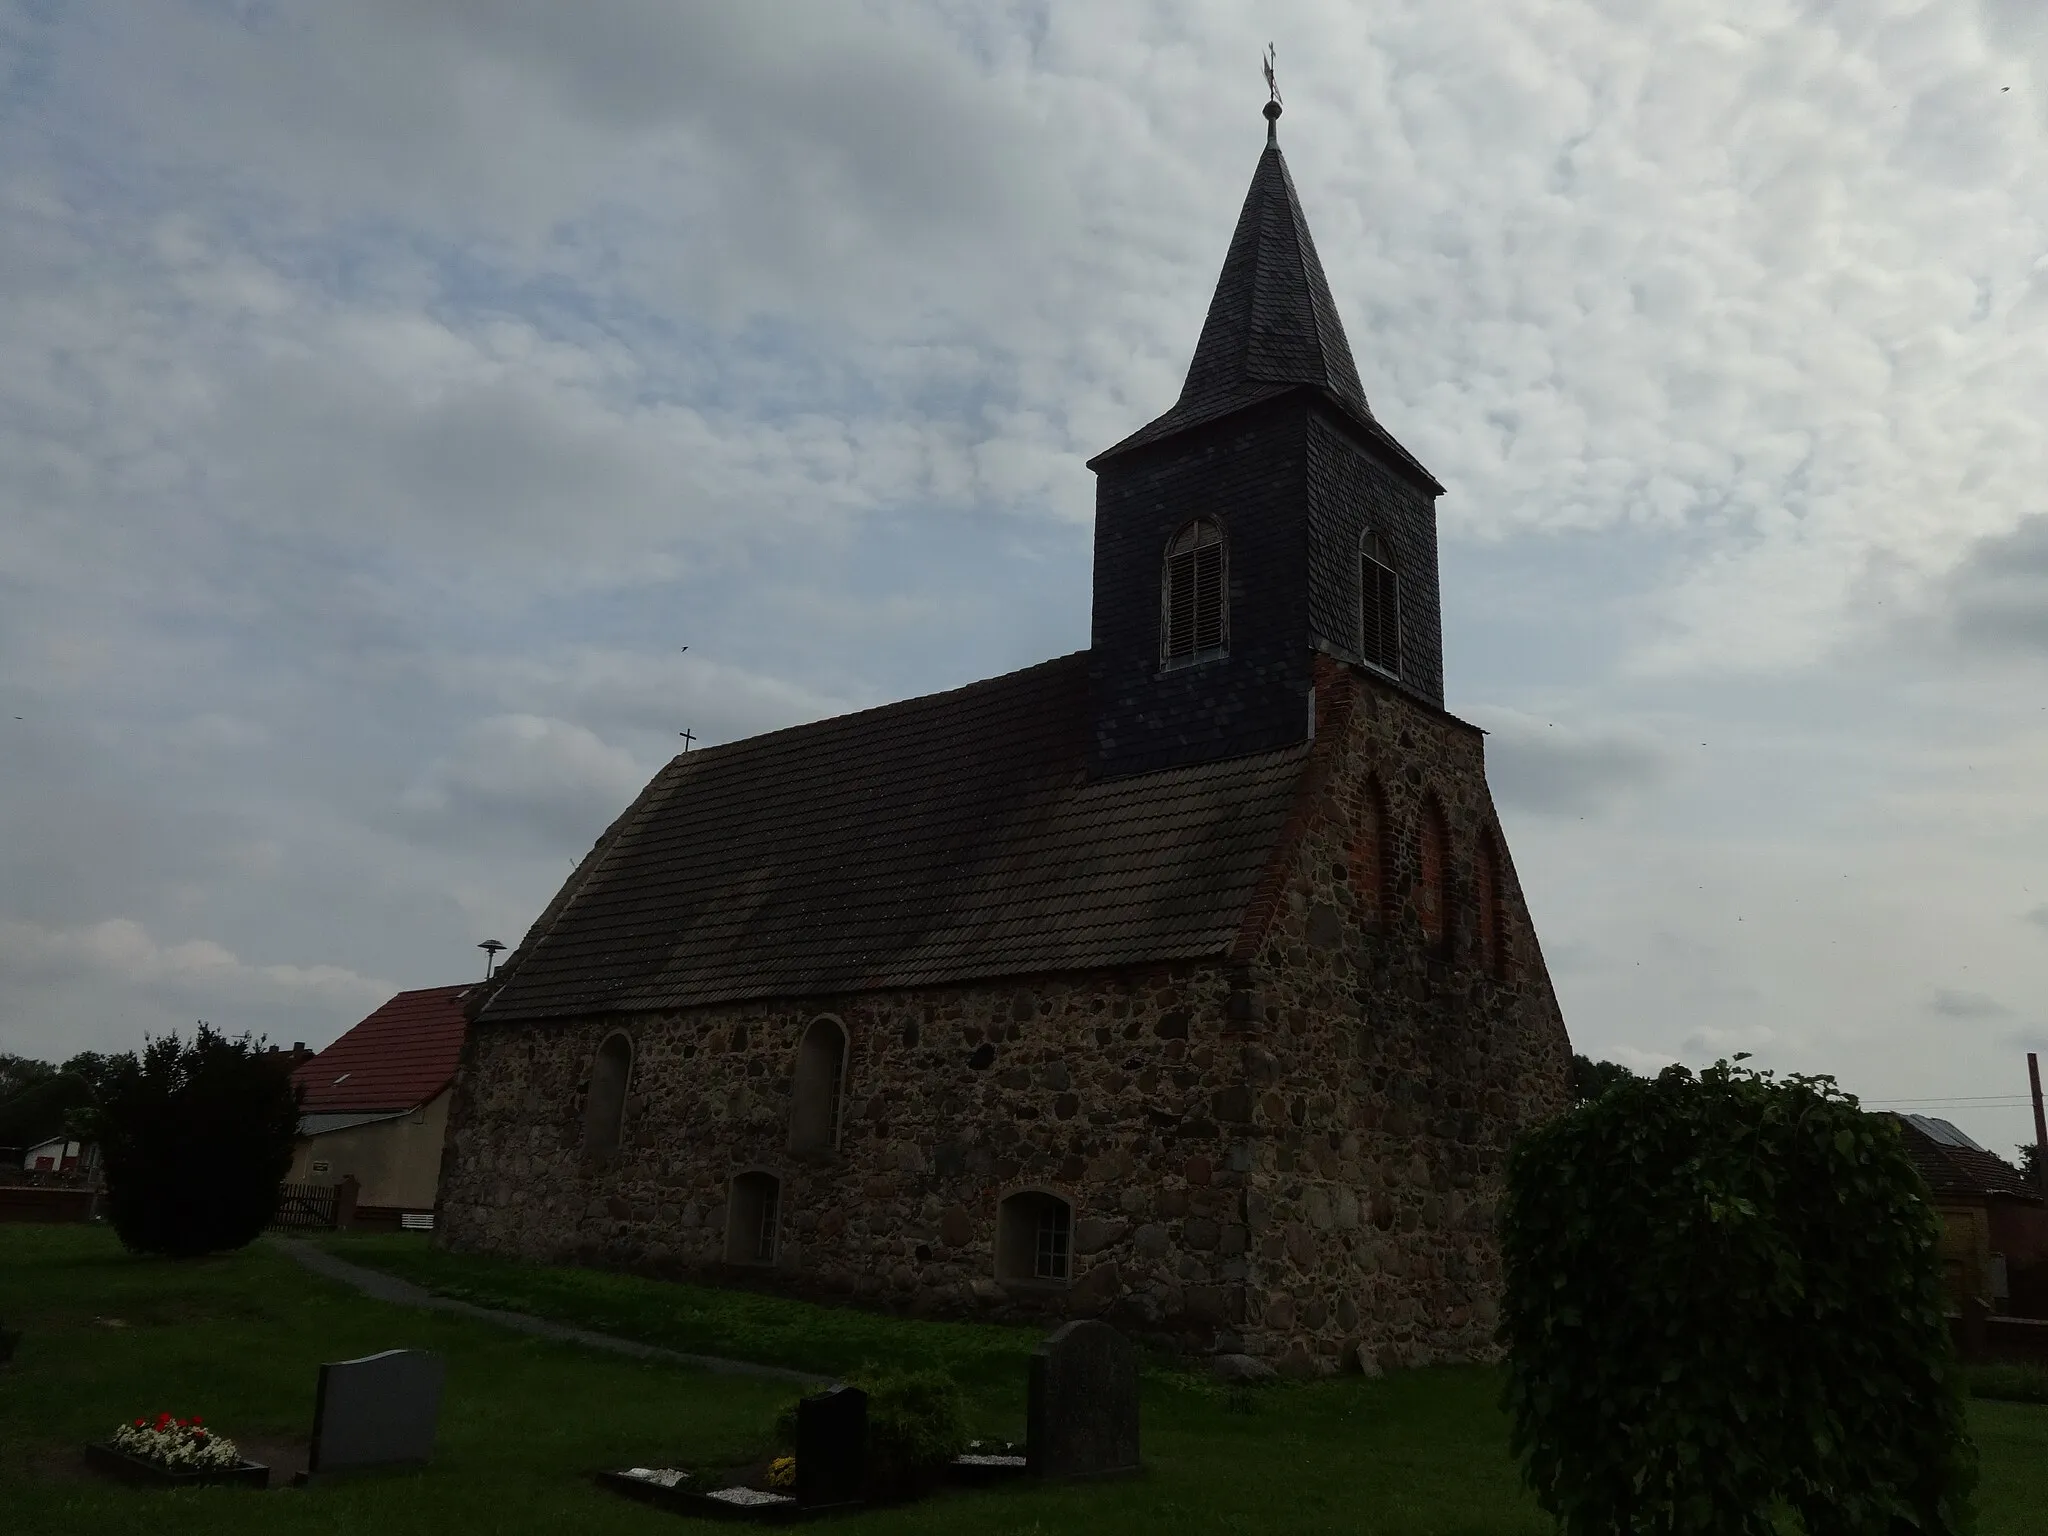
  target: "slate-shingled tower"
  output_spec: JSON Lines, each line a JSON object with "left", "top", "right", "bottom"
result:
{"left": 1089, "top": 98, "right": 1445, "bottom": 777}
{"left": 439, "top": 101, "right": 1571, "bottom": 1376}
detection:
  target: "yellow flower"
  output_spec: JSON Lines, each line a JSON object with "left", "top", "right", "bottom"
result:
{"left": 767, "top": 1455, "right": 796, "bottom": 1489}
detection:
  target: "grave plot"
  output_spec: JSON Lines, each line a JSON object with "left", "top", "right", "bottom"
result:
{"left": 85, "top": 1412, "right": 271, "bottom": 1490}
{"left": 599, "top": 1384, "right": 870, "bottom": 1521}
{"left": 597, "top": 1321, "right": 1141, "bottom": 1522}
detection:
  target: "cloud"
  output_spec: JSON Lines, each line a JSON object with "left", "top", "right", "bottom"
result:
{"left": 1942, "top": 515, "right": 2048, "bottom": 656}
{"left": 1930, "top": 987, "right": 2010, "bottom": 1019}
{"left": 0, "top": 918, "right": 390, "bottom": 1012}
{"left": 2027, "top": 905, "right": 2048, "bottom": 932}
{"left": 398, "top": 714, "right": 652, "bottom": 847}
{"left": 2, "top": 0, "right": 2048, "bottom": 1159}
{"left": 1469, "top": 708, "right": 1673, "bottom": 816}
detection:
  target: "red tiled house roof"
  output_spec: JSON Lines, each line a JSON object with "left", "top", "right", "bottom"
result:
{"left": 1888, "top": 1113, "right": 2042, "bottom": 1203}
{"left": 295, "top": 984, "right": 473, "bottom": 1113}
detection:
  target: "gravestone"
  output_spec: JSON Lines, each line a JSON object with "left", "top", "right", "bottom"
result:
{"left": 1026, "top": 1320, "right": 1140, "bottom": 1479}
{"left": 794, "top": 1384, "right": 867, "bottom": 1506}
{"left": 307, "top": 1348, "right": 446, "bottom": 1476}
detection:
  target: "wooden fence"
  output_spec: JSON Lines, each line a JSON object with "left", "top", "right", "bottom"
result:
{"left": 268, "top": 1176, "right": 359, "bottom": 1233}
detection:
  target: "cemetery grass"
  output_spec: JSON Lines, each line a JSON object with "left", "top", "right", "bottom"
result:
{"left": 0, "top": 1231, "right": 2038, "bottom": 1536}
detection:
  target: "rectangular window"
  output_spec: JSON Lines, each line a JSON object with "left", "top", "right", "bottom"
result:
{"left": 1034, "top": 1202, "right": 1071, "bottom": 1281}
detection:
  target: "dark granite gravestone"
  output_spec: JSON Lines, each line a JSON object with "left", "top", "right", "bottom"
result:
{"left": 794, "top": 1384, "right": 867, "bottom": 1506}
{"left": 1026, "top": 1320, "right": 1140, "bottom": 1480}
{"left": 307, "top": 1348, "right": 446, "bottom": 1476}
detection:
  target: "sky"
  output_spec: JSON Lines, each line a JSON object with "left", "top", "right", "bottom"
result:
{"left": 1, "top": 1, "right": 2045, "bottom": 1154}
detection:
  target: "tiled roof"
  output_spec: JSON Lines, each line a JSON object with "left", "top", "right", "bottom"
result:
{"left": 478, "top": 653, "right": 1311, "bottom": 1021}
{"left": 1091, "top": 131, "right": 1440, "bottom": 492}
{"left": 294, "top": 984, "right": 473, "bottom": 1112}
{"left": 1888, "top": 1113, "right": 2041, "bottom": 1203}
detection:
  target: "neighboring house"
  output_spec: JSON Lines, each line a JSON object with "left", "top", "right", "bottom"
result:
{"left": 287, "top": 984, "right": 472, "bottom": 1218}
{"left": 1889, "top": 1112, "right": 2048, "bottom": 1318}
{"left": 439, "top": 101, "right": 1571, "bottom": 1376}
{"left": 22, "top": 1136, "right": 96, "bottom": 1176}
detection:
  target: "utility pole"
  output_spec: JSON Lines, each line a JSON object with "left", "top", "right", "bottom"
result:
{"left": 2030, "top": 1052, "right": 2048, "bottom": 1206}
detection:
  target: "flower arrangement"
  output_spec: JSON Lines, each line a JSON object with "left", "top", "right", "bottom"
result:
{"left": 109, "top": 1413, "right": 242, "bottom": 1472}
{"left": 765, "top": 1455, "right": 796, "bottom": 1490}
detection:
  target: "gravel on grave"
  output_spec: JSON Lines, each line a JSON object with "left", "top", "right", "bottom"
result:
{"left": 705, "top": 1486, "right": 796, "bottom": 1507}
{"left": 621, "top": 1467, "right": 688, "bottom": 1488}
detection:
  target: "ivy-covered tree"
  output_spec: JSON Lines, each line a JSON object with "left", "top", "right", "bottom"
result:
{"left": 91, "top": 1025, "right": 301, "bottom": 1258}
{"left": 1500, "top": 1060, "right": 1975, "bottom": 1536}
{"left": 1567, "top": 1053, "right": 1637, "bottom": 1104}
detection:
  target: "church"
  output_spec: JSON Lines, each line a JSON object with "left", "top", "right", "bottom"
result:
{"left": 439, "top": 98, "right": 1572, "bottom": 1375}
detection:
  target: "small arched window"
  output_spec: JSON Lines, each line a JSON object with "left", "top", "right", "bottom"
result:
{"left": 1161, "top": 519, "right": 1227, "bottom": 665}
{"left": 1352, "top": 774, "right": 1390, "bottom": 932}
{"left": 789, "top": 1016, "right": 849, "bottom": 1156}
{"left": 1416, "top": 796, "right": 1451, "bottom": 954}
{"left": 1360, "top": 531, "right": 1401, "bottom": 675}
{"left": 726, "top": 1171, "right": 782, "bottom": 1265}
{"left": 583, "top": 1032, "right": 632, "bottom": 1157}
{"left": 995, "top": 1190, "right": 1072, "bottom": 1284}
{"left": 1475, "top": 827, "right": 1507, "bottom": 978}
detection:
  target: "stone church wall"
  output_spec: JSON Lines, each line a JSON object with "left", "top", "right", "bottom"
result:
{"left": 437, "top": 657, "right": 1570, "bottom": 1371}
{"left": 1230, "top": 657, "right": 1572, "bottom": 1373}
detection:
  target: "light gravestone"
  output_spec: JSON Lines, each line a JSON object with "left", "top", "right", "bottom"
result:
{"left": 307, "top": 1348, "right": 446, "bottom": 1477}
{"left": 1026, "top": 1320, "right": 1140, "bottom": 1480}
{"left": 794, "top": 1384, "right": 867, "bottom": 1507}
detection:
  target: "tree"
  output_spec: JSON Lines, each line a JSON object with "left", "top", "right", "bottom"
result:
{"left": 1568, "top": 1052, "right": 1636, "bottom": 1104}
{"left": 0, "top": 1053, "right": 56, "bottom": 1106}
{"left": 0, "top": 1071, "right": 96, "bottom": 1149}
{"left": 2019, "top": 1143, "right": 2041, "bottom": 1186}
{"left": 1499, "top": 1061, "right": 1975, "bottom": 1536}
{"left": 91, "top": 1025, "right": 301, "bottom": 1258}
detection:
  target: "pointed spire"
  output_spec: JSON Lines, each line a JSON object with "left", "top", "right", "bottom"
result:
{"left": 1093, "top": 98, "right": 1377, "bottom": 464}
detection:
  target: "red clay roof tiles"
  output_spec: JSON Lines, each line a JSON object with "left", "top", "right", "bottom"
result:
{"left": 294, "top": 984, "right": 472, "bottom": 1112}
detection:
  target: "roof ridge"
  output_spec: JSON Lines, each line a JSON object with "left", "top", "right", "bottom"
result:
{"left": 663, "top": 651, "right": 1088, "bottom": 770}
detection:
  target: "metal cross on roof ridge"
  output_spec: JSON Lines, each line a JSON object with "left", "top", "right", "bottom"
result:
{"left": 1263, "top": 42, "right": 1281, "bottom": 106}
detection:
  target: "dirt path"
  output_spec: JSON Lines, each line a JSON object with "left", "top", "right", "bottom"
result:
{"left": 272, "top": 1238, "right": 831, "bottom": 1387}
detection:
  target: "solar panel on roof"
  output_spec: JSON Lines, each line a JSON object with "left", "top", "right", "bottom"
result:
{"left": 1903, "top": 1114, "right": 1988, "bottom": 1153}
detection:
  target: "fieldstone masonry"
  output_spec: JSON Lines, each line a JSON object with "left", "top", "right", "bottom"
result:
{"left": 439, "top": 662, "right": 1570, "bottom": 1373}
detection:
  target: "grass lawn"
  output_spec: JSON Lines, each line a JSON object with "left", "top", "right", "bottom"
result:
{"left": 0, "top": 1225, "right": 2042, "bottom": 1534}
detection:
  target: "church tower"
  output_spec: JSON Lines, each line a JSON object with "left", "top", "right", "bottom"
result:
{"left": 1088, "top": 99, "right": 1447, "bottom": 778}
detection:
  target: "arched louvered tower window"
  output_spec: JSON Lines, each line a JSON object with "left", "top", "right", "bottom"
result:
{"left": 1360, "top": 530, "right": 1401, "bottom": 675}
{"left": 1160, "top": 519, "right": 1227, "bottom": 666}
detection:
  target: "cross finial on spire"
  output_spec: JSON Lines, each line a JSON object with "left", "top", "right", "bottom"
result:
{"left": 1262, "top": 42, "right": 1283, "bottom": 142}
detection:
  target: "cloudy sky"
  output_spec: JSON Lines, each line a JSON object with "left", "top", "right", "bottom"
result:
{"left": 2, "top": 1, "right": 2045, "bottom": 1152}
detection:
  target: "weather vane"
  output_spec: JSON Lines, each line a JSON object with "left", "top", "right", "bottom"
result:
{"left": 1262, "top": 42, "right": 1283, "bottom": 141}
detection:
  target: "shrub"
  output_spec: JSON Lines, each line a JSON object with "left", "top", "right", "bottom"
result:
{"left": 92, "top": 1025, "right": 301, "bottom": 1258}
{"left": 1499, "top": 1060, "right": 1975, "bottom": 1536}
